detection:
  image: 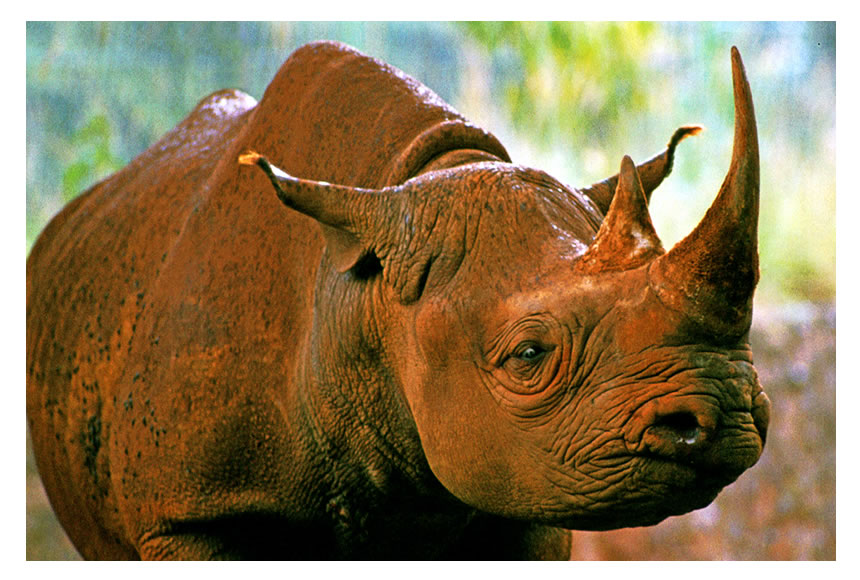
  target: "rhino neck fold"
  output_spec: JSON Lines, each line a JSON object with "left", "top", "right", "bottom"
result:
{"left": 384, "top": 121, "right": 510, "bottom": 185}
{"left": 297, "top": 267, "right": 447, "bottom": 499}
{"left": 292, "top": 278, "right": 477, "bottom": 554}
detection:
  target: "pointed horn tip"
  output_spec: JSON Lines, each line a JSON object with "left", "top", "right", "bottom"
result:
{"left": 730, "top": 47, "right": 753, "bottom": 93}
{"left": 618, "top": 155, "right": 640, "bottom": 185}
{"left": 621, "top": 155, "right": 635, "bottom": 169}
{"left": 617, "top": 155, "right": 646, "bottom": 199}
{"left": 731, "top": 47, "right": 749, "bottom": 78}
{"left": 727, "top": 44, "right": 758, "bottom": 156}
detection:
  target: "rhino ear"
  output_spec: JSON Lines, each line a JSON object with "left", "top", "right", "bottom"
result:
{"left": 316, "top": 226, "right": 367, "bottom": 273}
{"left": 580, "top": 125, "right": 702, "bottom": 215}
{"left": 238, "top": 150, "right": 401, "bottom": 273}
{"left": 574, "top": 155, "right": 664, "bottom": 274}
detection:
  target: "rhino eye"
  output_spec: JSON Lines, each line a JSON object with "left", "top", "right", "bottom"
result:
{"left": 516, "top": 344, "right": 545, "bottom": 361}
{"left": 503, "top": 342, "right": 551, "bottom": 376}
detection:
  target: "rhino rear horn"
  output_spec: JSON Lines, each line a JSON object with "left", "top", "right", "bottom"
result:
{"left": 581, "top": 125, "right": 702, "bottom": 215}
{"left": 649, "top": 47, "right": 760, "bottom": 336}
{"left": 239, "top": 150, "right": 402, "bottom": 273}
{"left": 575, "top": 155, "right": 664, "bottom": 274}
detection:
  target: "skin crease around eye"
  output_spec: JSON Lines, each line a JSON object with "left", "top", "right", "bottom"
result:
{"left": 480, "top": 310, "right": 572, "bottom": 397}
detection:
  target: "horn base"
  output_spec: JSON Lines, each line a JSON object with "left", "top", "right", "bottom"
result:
{"left": 648, "top": 258, "right": 756, "bottom": 339}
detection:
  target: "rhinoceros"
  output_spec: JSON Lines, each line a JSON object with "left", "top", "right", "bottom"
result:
{"left": 26, "top": 40, "right": 769, "bottom": 560}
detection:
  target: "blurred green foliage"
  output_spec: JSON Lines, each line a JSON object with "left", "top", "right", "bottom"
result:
{"left": 26, "top": 21, "right": 835, "bottom": 306}
{"left": 461, "top": 22, "right": 658, "bottom": 146}
{"left": 61, "top": 114, "right": 125, "bottom": 202}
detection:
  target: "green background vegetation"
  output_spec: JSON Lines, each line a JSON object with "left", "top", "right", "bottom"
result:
{"left": 26, "top": 22, "right": 835, "bottom": 560}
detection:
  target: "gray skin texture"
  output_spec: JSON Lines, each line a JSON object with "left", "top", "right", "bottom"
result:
{"left": 26, "top": 41, "right": 768, "bottom": 560}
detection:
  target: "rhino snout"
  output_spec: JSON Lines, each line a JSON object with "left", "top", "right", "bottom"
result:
{"left": 626, "top": 391, "right": 767, "bottom": 478}
{"left": 633, "top": 397, "right": 717, "bottom": 458}
{"left": 751, "top": 387, "right": 771, "bottom": 445}
{"left": 647, "top": 409, "right": 712, "bottom": 453}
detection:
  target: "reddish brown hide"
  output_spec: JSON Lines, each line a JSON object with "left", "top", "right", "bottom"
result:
{"left": 26, "top": 41, "right": 768, "bottom": 560}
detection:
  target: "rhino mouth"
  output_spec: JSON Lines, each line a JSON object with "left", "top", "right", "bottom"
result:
{"left": 547, "top": 387, "right": 769, "bottom": 531}
{"left": 634, "top": 454, "right": 736, "bottom": 518}
{"left": 623, "top": 391, "right": 768, "bottom": 483}
{"left": 545, "top": 454, "right": 732, "bottom": 531}
{"left": 634, "top": 451, "right": 743, "bottom": 491}
{"left": 631, "top": 423, "right": 763, "bottom": 502}
{"left": 548, "top": 427, "right": 761, "bottom": 531}
{"left": 639, "top": 427, "right": 763, "bottom": 477}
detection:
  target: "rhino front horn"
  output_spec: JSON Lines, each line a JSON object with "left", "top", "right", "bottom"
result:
{"left": 649, "top": 47, "right": 760, "bottom": 336}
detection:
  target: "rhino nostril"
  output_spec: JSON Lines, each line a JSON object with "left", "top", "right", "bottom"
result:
{"left": 653, "top": 412, "right": 701, "bottom": 445}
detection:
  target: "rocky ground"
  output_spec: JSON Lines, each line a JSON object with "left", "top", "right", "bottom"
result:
{"left": 26, "top": 302, "right": 836, "bottom": 560}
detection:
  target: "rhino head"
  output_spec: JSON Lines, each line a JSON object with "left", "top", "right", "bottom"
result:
{"left": 240, "top": 47, "right": 769, "bottom": 531}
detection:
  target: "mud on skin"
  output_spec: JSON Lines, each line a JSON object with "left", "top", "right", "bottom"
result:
{"left": 27, "top": 41, "right": 768, "bottom": 559}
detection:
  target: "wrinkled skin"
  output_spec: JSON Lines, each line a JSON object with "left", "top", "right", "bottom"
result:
{"left": 26, "top": 41, "right": 769, "bottom": 560}
{"left": 373, "top": 164, "right": 766, "bottom": 532}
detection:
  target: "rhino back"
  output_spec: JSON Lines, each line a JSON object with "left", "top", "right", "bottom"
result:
{"left": 243, "top": 40, "right": 508, "bottom": 188}
{"left": 25, "top": 88, "right": 277, "bottom": 558}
